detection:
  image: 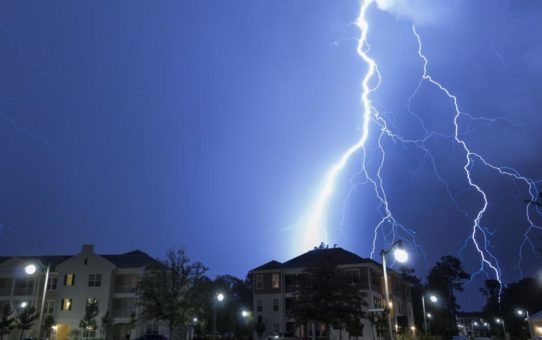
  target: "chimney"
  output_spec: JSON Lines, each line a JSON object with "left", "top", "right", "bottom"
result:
{"left": 82, "top": 244, "right": 94, "bottom": 253}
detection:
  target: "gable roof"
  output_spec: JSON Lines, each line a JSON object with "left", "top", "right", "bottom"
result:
{"left": 0, "top": 255, "right": 71, "bottom": 271}
{"left": 0, "top": 250, "right": 160, "bottom": 271}
{"left": 529, "top": 310, "right": 542, "bottom": 321}
{"left": 102, "top": 250, "right": 161, "bottom": 268}
{"left": 283, "top": 247, "right": 368, "bottom": 268}
{"left": 251, "top": 260, "right": 283, "bottom": 271}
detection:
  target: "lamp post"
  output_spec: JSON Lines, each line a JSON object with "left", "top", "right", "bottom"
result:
{"left": 495, "top": 318, "right": 506, "bottom": 335}
{"left": 422, "top": 294, "right": 438, "bottom": 335}
{"left": 213, "top": 292, "right": 224, "bottom": 340}
{"left": 25, "top": 262, "right": 50, "bottom": 340}
{"left": 516, "top": 309, "right": 534, "bottom": 339}
{"left": 380, "top": 240, "right": 409, "bottom": 340}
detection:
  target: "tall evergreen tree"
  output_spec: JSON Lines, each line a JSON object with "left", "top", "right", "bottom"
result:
{"left": 16, "top": 306, "right": 38, "bottom": 340}
{"left": 79, "top": 299, "right": 99, "bottom": 339}
{"left": 426, "top": 256, "right": 470, "bottom": 336}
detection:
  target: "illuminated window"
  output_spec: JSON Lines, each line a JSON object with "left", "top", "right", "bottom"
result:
{"left": 88, "top": 274, "right": 102, "bottom": 287}
{"left": 61, "top": 298, "right": 72, "bottom": 311}
{"left": 64, "top": 274, "right": 75, "bottom": 286}
{"left": 272, "top": 274, "right": 280, "bottom": 289}
{"left": 256, "top": 274, "right": 263, "bottom": 289}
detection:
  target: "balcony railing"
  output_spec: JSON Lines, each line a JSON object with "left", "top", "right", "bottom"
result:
{"left": 112, "top": 309, "right": 134, "bottom": 318}
{"left": 13, "top": 288, "right": 33, "bottom": 296}
{"left": 0, "top": 288, "right": 12, "bottom": 296}
{"left": 113, "top": 285, "right": 137, "bottom": 293}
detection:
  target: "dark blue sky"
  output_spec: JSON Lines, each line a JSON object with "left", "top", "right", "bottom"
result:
{"left": 1, "top": 1, "right": 541, "bottom": 310}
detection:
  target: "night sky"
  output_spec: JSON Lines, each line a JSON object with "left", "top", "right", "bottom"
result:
{"left": 1, "top": 1, "right": 541, "bottom": 311}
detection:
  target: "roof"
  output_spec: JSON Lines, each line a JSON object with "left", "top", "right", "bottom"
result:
{"left": 103, "top": 250, "right": 161, "bottom": 268}
{"left": 250, "top": 247, "right": 380, "bottom": 272}
{"left": 0, "top": 250, "right": 160, "bottom": 270}
{"left": 0, "top": 255, "right": 71, "bottom": 271}
{"left": 528, "top": 310, "right": 542, "bottom": 321}
{"left": 283, "top": 247, "right": 369, "bottom": 268}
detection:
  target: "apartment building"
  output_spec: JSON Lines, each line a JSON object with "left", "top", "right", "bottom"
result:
{"left": 0, "top": 244, "right": 167, "bottom": 340}
{"left": 249, "top": 247, "right": 414, "bottom": 340}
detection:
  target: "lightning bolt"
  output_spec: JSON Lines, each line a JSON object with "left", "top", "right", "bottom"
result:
{"left": 299, "top": 0, "right": 540, "bottom": 288}
{"left": 301, "top": 0, "right": 377, "bottom": 251}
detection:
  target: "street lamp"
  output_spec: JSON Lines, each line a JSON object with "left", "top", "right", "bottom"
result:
{"left": 380, "top": 240, "right": 408, "bottom": 340}
{"left": 24, "top": 262, "right": 50, "bottom": 340}
{"left": 20, "top": 301, "right": 28, "bottom": 309}
{"left": 495, "top": 318, "right": 506, "bottom": 335}
{"left": 516, "top": 308, "right": 534, "bottom": 339}
{"left": 422, "top": 294, "right": 438, "bottom": 335}
{"left": 213, "top": 293, "right": 225, "bottom": 340}
{"left": 241, "top": 310, "right": 250, "bottom": 318}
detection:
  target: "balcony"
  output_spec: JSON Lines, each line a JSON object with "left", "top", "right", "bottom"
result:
{"left": 0, "top": 288, "right": 11, "bottom": 296}
{"left": 13, "top": 287, "right": 33, "bottom": 296}
{"left": 112, "top": 309, "right": 134, "bottom": 318}
{"left": 113, "top": 285, "right": 137, "bottom": 293}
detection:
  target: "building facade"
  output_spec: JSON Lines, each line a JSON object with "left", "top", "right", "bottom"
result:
{"left": 249, "top": 247, "right": 415, "bottom": 340}
{"left": 0, "top": 244, "right": 167, "bottom": 340}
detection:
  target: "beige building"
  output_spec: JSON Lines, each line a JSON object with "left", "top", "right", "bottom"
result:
{"left": 0, "top": 244, "right": 167, "bottom": 340}
{"left": 249, "top": 247, "right": 415, "bottom": 340}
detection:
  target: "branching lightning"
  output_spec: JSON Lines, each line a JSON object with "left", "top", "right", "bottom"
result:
{"left": 299, "top": 0, "right": 541, "bottom": 286}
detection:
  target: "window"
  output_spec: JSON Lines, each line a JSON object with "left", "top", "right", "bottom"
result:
{"left": 256, "top": 274, "right": 263, "bottom": 289}
{"left": 61, "top": 298, "right": 72, "bottom": 311}
{"left": 47, "top": 277, "right": 58, "bottom": 291}
{"left": 256, "top": 299, "right": 262, "bottom": 312}
{"left": 84, "top": 258, "right": 88, "bottom": 265}
{"left": 273, "top": 298, "right": 279, "bottom": 312}
{"left": 146, "top": 323, "right": 159, "bottom": 335}
{"left": 82, "top": 330, "right": 96, "bottom": 338}
{"left": 272, "top": 274, "right": 280, "bottom": 289}
{"left": 64, "top": 274, "right": 75, "bottom": 286}
{"left": 44, "top": 300, "right": 55, "bottom": 314}
{"left": 373, "top": 296, "right": 382, "bottom": 308}
{"left": 273, "top": 323, "right": 279, "bottom": 332}
{"left": 88, "top": 274, "right": 102, "bottom": 287}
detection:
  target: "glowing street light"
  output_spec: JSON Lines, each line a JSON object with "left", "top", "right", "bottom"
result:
{"left": 20, "top": 301, "right": 28, "bottom": 308}
{"left": 24, "top": 261, "right": 50, "bottom": 340}
{"left": 427, "top": 313, "right": 432, "bottom": 319}
{"left": 241, "top": 310, "right": 250, "bottom": 318}
{"left": 422, "top": 294, "right": 438, "bottom": 335}
{"left": 380, "top": 240, "right": 408, "bottom": 340}
{"left": 213, "top": 292, "right": 225, "bottom": 340}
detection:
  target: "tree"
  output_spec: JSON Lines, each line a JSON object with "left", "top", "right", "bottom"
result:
{"left": 100, "top": 311, "right": 113, "bottom": 340}
{"left": 16, "top": 306, "right": 39, "bottom": 340}
{"left": 291, "top": 252, "right": 367, "bottom": 339}
{"left": 79, "top": 299, "right": 99, "bottom": 339}
{"left": 480, "top": 279, "right": 500, "bottom": 319}
{"left": 254, "top": 315, "right": 265, "bottom": 337}
{"left": 426, "top": 256, "right": 470, "bottom": 336}
{"left": 0, "top": 304, "right": 16, "bottom": 340}
{"left": 138, "top": 248, "right": 207, "bottom": 339}
{"left": 43, "top": 315, "right": 55, "bottom": 340}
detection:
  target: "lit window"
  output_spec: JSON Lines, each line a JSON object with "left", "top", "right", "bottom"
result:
{"left": 47, "top": 277, "right": 58, "bottom": 290}
{"left": 61, "top": 298, "right": 72, "bottom": 311}
{"left": 88, "top": 274, "right": 102, "bottom": 287}
{"left": 272, "top": 274, "right": 280, "bottom": 289}
{"left": 256, "top": 274, "right": 263, "bottom": 289}
{"left": 273, "top": 298, "right": 279, "bottom": 311}
{"left": 64, "top": 274, "right": 75, "bottom": 286}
